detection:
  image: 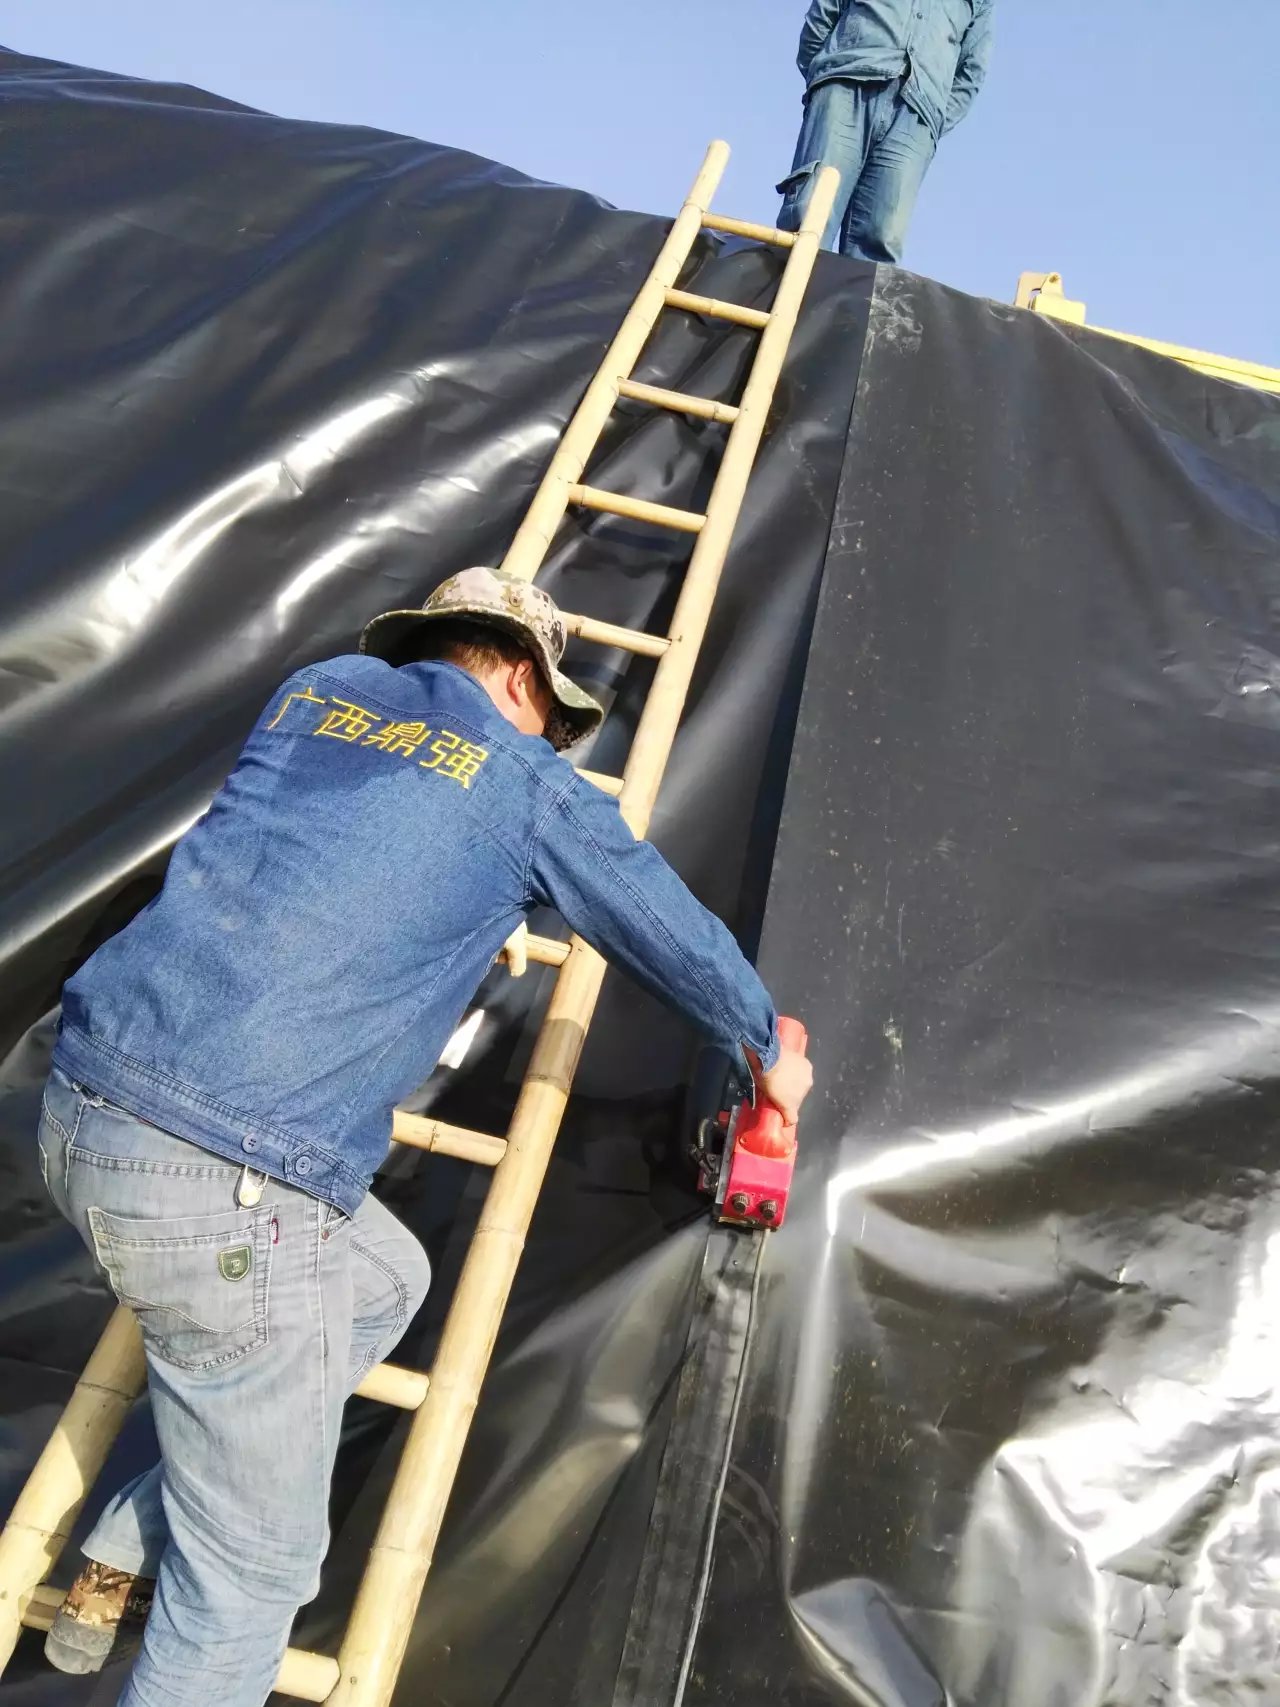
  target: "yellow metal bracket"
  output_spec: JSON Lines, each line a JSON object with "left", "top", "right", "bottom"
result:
{"left": 1015, "top": 270, "right": 1280, "bottom": 397}
{"left": 1015, "top": 270, "right": 1087, "bottom": 324}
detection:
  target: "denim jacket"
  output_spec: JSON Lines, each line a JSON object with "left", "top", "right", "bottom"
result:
{"left": 55, "top": 658, "right": 781, "bottom": 1216}
{"left": 798, "top": 0, "right": 995, "bottom": 138}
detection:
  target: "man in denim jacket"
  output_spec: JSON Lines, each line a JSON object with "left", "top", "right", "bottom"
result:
{"left": 35, "top": 566, "right": 812, "bottom": 1707}
{"left": 779, "top": 0, "right": 995, "bottom": 263}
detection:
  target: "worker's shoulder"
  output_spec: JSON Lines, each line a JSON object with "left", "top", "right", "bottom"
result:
{"left": 289, "top": 651, "right": 418, "bottom": 704}
{"left": 261, "top": 651, "right": 387, "bottom": 702}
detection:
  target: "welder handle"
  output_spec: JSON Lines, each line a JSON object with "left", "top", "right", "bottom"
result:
{"left": 743, "top": 1015, "right": 809, "bottom": 1156}
{"left": 776, "top": 1015, "right": 809, "bottom": 1056}
{"left": 750, "top": 1108, "right": 788, "bottom": 1152}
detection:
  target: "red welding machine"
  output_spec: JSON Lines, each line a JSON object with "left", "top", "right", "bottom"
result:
{"left": 696, "top": 1015, "right": 808, "bottom": 1230}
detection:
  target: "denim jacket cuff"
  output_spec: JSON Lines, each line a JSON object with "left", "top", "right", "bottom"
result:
{"left": 759, "top": 1020, "right": 782, "bottom": 1073}
{"left": 741, "top": 1015, "right": 782, "bottom": 1089}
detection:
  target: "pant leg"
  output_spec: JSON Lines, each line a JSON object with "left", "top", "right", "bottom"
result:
{"left": 79, "top": 1191, "right": 431, "bottom": 1577}
{"left": 124, "top": 1184, "right": 349, "bottom": 1707}
{"left": 82, "top": 1465, "right": 167, "bottom": 1578}
{"left": 346, "top": 1192, "right": 432, "bottom": 1389}
{"left": 42, "top": 1072, "right": 351, "bottom": 1707}
{"left": 64, "top": 1215, "right": 431, "bottom": 1611}
{"left": 839, "top": 95, "right": 937, "bottom": 264}
{"left": 777, "top": 79, "right": 881, "bottom": 252}
{"left": 38, "top": 1070, "right": 431, "bottom": 1707}
{"left": 39, "top": 1079, "right": 170, "bottom": 1579}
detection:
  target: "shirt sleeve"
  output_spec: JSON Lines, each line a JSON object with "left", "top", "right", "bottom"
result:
{"left": 943, "top": 0, "right": 995, "bottom": 133}
{"left": 798, "top": 0, "right": 844, "bottom": 80}
{"left": 527, "top": 775, "right": 781, "bottom": 1074}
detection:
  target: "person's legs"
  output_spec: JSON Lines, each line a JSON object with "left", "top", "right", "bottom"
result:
{"left": 46, "top": 1077, "right": 345, "bottom": 1707}
{"left": 36, "top": 1069, "right": 429, "bottom": 1707}
{"left": 347, "top": 1192, "right": 432, "bottom": 1392}
{"left": 82, "top": 1466, "right": 167, "bottom": 1578}
{"left": 75, "top": 1187, "right": 432, "bottom": 1590}
{"left": 839, "top": 96, "right": 937, "bottom": 264}
{"left": 777, "top": 79, "right": 883, "bottom": 252}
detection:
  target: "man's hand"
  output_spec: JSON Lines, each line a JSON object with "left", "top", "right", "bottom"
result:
{"left": 498, "top": 923, "right": 528, "bottom": 978}
{"left": 755, "top": 1046, "right": 814, "bottom": 1126}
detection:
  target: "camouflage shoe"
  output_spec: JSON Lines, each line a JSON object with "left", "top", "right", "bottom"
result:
{"left": 45, "top": 1560, "right": 155, "bottom": 1675}
{"left": 359, "top": 566, "right": 605, "bottom": 752}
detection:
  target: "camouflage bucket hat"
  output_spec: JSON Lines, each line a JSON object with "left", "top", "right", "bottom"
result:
{"left": 359, "top": 567, "right": 604, "bottom": 752}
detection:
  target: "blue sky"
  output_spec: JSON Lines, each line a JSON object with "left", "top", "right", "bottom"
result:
{"left": 6, "top": 1, "right": 1279, "bottom": 367}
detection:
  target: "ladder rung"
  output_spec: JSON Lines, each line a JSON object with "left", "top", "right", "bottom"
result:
{"left": 664, "top": 287, "right": 771, "bottom": 330}
{"left": 618, "top": 378, "right": 739, "bottom": 426}
{"left": 702, "top": 211, "right": 797, "bottom": 248}
{"left": 575, "top": 767, "right": 625, "bottom": 797}
{"left": 391, "top": 1112, "right": 507, "bottom": 1164}
{"left": 354, "top": 1361, "right": 430, "bottom": 1409}
{"left": 526, "top": 931, "right": 571, "bottom": 966}
{"left": 277, "top": 1647, "right": 341, "bottom": 1702}
{"left": 568, "top": 483, "right": 705, "bottom": 533}
{"left": 563, "top": 609, "right": 671, "bottom": 658}
{"left": 15, "top": 1588, "right": 344, "bottom": 1698}
{"left": 19, "top": 1582, "right": 61, "bottom": 1631}
{"left": 17, "top": 1590, "right": 341, "bottom": 1700}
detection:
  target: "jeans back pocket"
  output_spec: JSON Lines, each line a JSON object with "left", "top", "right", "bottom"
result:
{"left": 89, "top": 1203, "right": 272, "bottom": 1373}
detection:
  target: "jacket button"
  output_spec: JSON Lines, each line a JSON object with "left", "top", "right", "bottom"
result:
{"left": 294, "top": 1154, "right": 313, "bottom": 1176}
{"left": 242, "top": 1135, "right": 260, "bottom": 1153}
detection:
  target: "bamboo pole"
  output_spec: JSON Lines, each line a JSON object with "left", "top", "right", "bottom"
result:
{"left": 523, "top": 932, "right": 571, "bottom": 967}
{"left": 664, "top": 288, "right": 771, "bottom": 329}
{"left": 499, "top": 141, "right": 731, "bottom": 582}
{"left": 562, "top": 610, "right": 671, "bottom": 658}
{"left": 701, "top": 211, "right": 797, "bottom": 248}
{"left": 573, "top": 767, "right": 625, "bottom": 797}
{"left": 390, "top": 1113, "right": 506, "bottom": 1164}
{"left": 26, "top": 1591, "right": 340, "bottom": 1704}
{"left": 18, "top": 1583, "right": 64, "bottom": 1632}
{"left": 275, "top": 1647, "right": 342, "bottom": 1702}
{"left": 326, "top": 160, "right": 840, "bottom": 1707}
{"left": 353, "top": 1363, "right": 430, "bottom": 1410}
{"left": 617, "top": 378, "right": 740, "bottom": 426}
{"left": 620, "top": 173, "right": 839, "bottom": 819}
{"left": 0, "top": 1307, "right": 145, "bottom": 1666}
{"left": 566, "top": 483, "right": 705, "bottom": 533}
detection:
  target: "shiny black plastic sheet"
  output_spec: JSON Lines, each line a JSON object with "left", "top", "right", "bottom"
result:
{"left": 683, "top": 276, "right": 1280, "bottom": 1706}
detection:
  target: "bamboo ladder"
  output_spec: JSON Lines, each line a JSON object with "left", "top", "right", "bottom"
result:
{"left": 0, "top": 141, "right": 838, "bottom": 1704}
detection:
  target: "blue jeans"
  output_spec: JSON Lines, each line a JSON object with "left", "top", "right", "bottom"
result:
{"left": 37, "top": 1067, "right": 431, "bottom": 1707}
{"left": 778, "top": 78, "right": 937, "bottom": 263}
